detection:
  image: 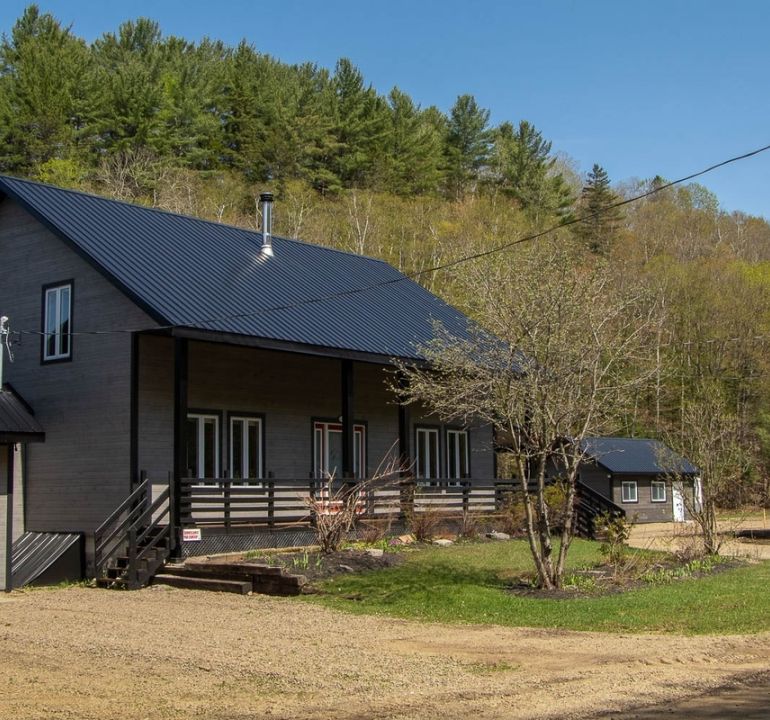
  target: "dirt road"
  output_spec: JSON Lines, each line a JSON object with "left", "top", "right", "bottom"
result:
{"left": 1, "top": 586, "right": 768, "bottom": 719}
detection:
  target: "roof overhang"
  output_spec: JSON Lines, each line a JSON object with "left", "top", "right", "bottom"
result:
{"left": 0, "top": 431, "right": 45, "bottom": 444}
{"left": 0, "top": 385, "right": 45, "bottom": 444}
{"left": 162, "top": 326, "right": 429, "bottom": 368}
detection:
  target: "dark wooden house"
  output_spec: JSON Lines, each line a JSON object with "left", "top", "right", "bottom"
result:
{"left": 0, "top": 176, "right": 498, "bottom": 585}
{"left": 578, "top": 437, "right": 700, "bottom": 523}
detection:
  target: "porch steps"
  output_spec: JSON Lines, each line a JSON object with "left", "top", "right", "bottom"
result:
{"left": 573, "top": 480, "right": 626, "bottom": 539}
{"left": 95, "top": 530, "right": 171, "bottom": 590}
{"left": 151, "top": 569, "right": 253, "bottom": 594}
{"left": 147, "top": 560, "right": 308, "bottom": 595}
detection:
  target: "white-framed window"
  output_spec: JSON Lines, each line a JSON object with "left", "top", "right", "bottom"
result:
{"left": 446, "top": 429, "right": 469, "bottom": 480}
{"left": 416, "top": 427, "right": 440, "bottom": 480}
{"left": 229, "top": 416, "right": 263, "bottom": 484}
{"left": 621, "top": 480, "right": 638, "bottom": 503}
{"left": 313, "top": 421, "right": 366, "bottom": 479}
{"left": 42, "top": 283, "right": 72, "bottom": 361}
{"left": 651, "top": 480, "right": 667, "bottom": 503}
{"left": 185, "top": 413, "right": 219, "bottom": 482}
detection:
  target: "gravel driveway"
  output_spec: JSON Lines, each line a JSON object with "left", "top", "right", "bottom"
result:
{"left": 1, "top": 586, "right": 768, "bottom": 719}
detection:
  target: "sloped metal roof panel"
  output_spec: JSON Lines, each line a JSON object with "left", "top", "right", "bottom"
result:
{"left": 0, "top": 386, "right": 44, "bottom": 439}
{"left": 0, "top": 175, "right": 474, "bottom": 361}
{"left": 582, "top": 437, "right": 699, "bottom": 475}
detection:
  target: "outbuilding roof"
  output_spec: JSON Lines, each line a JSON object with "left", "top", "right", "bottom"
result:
{"left": 582, "top": 437, "right": 698, "bottom": 476}
{"left": 0, "top": 175, "right": 475, "bottom": 362}
{"left": 0, "top": 385, "right": 44, "bottom": 443}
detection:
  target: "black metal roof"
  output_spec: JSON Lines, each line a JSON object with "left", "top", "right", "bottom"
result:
{"left": 582, "top": 437, "right": 698, "bottom": 476}
{"left": 0, "top": 175, "right": 476, "bottom": 362}
{"left": 0, "top": 385, "right": 44, "bottom": 443}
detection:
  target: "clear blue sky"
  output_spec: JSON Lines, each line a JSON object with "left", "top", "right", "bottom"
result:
{"left": 3, "top": 0, "right": 769, "bottom": 217}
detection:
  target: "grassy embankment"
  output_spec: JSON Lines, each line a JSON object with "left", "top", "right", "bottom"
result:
{"left": 307, "top": 539, "right": 770, "bottom": 635}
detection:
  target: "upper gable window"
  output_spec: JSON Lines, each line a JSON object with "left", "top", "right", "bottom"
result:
{"left": 42, "top": 282, "right": 72, "bottom": 362}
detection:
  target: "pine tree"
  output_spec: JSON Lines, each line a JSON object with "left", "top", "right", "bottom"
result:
{"left": 330, "top": 58, "right": 389, "bottom": 188}
{"left": 0, "top": 5, "right": 90, "bottom": 173}
{"left": 382, "top": 88, "right": 442, "bottom": 195}
{"left": 443, "top": 94, "right": 492, "bottom": 198}
{"left": 490, "top": 120, "right": 573, "bottom": 220}
{"left": 87, "top": 19, "right": 167, "bottom": 155}
{"left": 574, "top": 163, "right": 624, "bottom": 254}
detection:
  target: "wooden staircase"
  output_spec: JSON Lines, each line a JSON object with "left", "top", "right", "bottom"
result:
{"left": 94, "top": 477, "right": 174, "bottom": 590}
{"left": 573, "top": 480, "right": 626, "bottom": 539}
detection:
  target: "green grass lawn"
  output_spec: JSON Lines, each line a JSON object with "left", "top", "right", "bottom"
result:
{"left": 307, "top": 539, "right": 770, "bottom": 635}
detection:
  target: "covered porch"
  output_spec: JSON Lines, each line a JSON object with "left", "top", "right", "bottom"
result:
{"left": 132, "top": 331, "right": 498, "bottom": 555}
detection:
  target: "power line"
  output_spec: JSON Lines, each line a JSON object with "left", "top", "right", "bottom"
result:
{"left": 10, "top": 141, "right": 770, "bottom": 339}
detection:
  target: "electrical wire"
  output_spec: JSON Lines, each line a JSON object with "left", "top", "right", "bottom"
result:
{"left": 8, "top": 141, "right": 770, "bottom": 340}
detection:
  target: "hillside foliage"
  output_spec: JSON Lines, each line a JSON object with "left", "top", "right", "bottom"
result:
{"left": 2, "top": 5, "right": 770, "bottom": 505}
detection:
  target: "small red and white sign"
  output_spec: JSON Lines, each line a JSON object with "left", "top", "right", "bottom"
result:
{"left": 182, "top": 528, "right": 202, "bottom": 542}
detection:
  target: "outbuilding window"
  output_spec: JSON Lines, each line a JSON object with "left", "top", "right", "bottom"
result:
{"left": 621, "top": 480, "right": 638, "bottom": 503}
{"left": 42, "top": 282, "right": 72, "bottom": 361}
{"left": 651, "top": 480, "right": 667, "bottom": 503}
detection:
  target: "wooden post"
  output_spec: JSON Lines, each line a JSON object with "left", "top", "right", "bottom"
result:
{"left": 5, "top": 445, "right": 13, "bottom": 592}
{"left": 267, "top": 480, "right": 275, "bottom": 527}
{"left": 341, "top": 359, "right": 354, "bottom": 478}
{"left": 129, "top": 332, "right": 139, "bottom": 490}
{"left": 127, "top": 527, "right": 138, "bottom": 589}
{"left": 171, "top": 337, "right": 188, "bottom": 561}
{"left": 223, "top": 480, "right": 231, "bottom": 529}
{"left": 167, "top": 471, "right": 176, "bottom": 554}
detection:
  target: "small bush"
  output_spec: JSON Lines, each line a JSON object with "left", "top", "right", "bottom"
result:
{"left": 543, "top": 482, "right": 569, "bottom": 531}
{"left": 497, "top": 493, "right": 527, "bottom": 535}
{"left": 459, "top": 510, "right": 483, "bottom": 539}
{"left": 407, "top": 506, "right": 443, "bottom": 541}
{"left": 595, "top": 511, "right": 632, "bottom": 568}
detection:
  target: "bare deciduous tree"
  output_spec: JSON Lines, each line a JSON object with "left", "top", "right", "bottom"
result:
{"left": 305, "top": 456, "right": 401, "bottom": 553}
{"left": 665, "top": 381, "right": 749, "bottom": 554}
{"left": 397, "top": 239, "right": 658, "bottom": 589}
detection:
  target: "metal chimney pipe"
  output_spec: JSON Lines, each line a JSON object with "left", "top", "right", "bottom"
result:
{"left": 260, "top": 192, "right": 274, "bottom": 257}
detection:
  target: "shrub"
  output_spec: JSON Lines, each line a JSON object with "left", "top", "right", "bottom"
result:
{"left": 407, "top": 506, "right": 443, "bottom": 541}
{"left": 595, "top": 511, "right": 632, "bottom": 567}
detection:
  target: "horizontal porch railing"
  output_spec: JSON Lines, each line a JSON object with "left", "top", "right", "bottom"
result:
{"left": 177, "top": 476, "right": 523, "bottom": 529}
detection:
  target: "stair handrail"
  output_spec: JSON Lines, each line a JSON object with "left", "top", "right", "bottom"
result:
{"left": 123, "top": 485, "right": 173, "bottom": 589}
{"left": 93, "top": 478, "right": 150, "bottom": 578}
{"left": 573, "top": 479, "right": 625, "bottom": 539}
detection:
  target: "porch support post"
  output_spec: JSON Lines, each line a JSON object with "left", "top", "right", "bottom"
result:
{"left": 171, "top": 337, "right": 188, "bottom": 560}
{"left": 129, "top": 332, "right": 139, "bottom": 490}
{"left": 341, "top": 359, "right": 354, "bottom": 478}
{"left": 397, "top": 372, "right": 411, "bottom": 478}
{"left": 4, "top": 444, "right": 13, "bottom": 592}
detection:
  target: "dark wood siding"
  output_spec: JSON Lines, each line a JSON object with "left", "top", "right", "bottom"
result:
{"left": 0, "top": 200, "right": 156, "bottom": 531}
{"left": 136, "top": 341, "right": 495, "bottom": 481}
{"left": 578, "top": 462, "right": 612, "bottom": 498}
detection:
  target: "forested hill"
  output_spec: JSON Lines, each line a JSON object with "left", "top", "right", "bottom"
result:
{"left": 0, "top": 5, "right": 573, "bottom": 207}
{"left": 2, "top": 5, "right": 770, "bottom": 505}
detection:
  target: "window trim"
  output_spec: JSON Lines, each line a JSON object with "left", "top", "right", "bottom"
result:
{"left": 621, "top": 480, "right": 638, "bottom": 504}
{"left": 651, "top": 479, "right": 667, "bottom": 503}
{"left": 311, "top": 418, "right": 368, "bottom": 479}
{"left": 227, "top": 412, "right": 266, "bottom": 484}
{"left": 445, "top": 427, "right": 471, "bottom": 480}
{"left": 40, "top": 280, "right": 74, "bottom": 364}
{"left": 186, "top": 409, "right": 222, "bottom": 483}
{"left": 415, "top": 424, "right": 442, "bottom": 481}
